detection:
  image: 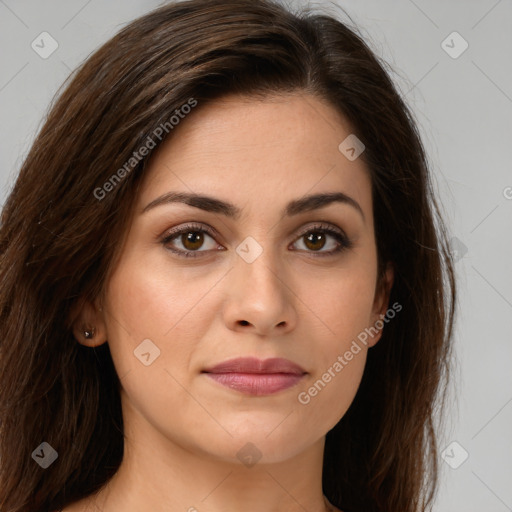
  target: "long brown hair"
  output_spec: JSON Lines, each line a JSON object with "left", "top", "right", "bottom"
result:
{"left": 0, "top": 1, "right": 456, "bottom": 510}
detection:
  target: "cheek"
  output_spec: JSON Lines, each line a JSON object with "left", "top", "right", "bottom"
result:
{"left": 291, "top": 263, "right": 376, "bottom": 428}
{"left": 102, "top": 253, "right": 224, "bottom": 448}
{"left": 103, "top": 251, "right": 219, "bottom": 380}
{"left": 295, "top": 301, "right": 370, "bottom": 436}
{"left": 299, "top": 263, "right": 377, "bottom": 344}
{"left": 297, "top": 347, "right": 367, "bottom": 426}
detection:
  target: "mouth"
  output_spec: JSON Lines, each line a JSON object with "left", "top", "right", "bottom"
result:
{"left": 202, "top": 357, "right": 307, "bottom": 396}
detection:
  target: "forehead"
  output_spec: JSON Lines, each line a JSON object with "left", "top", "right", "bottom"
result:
{"left": 138, "top": 93, "right": 373, "bottom": 222}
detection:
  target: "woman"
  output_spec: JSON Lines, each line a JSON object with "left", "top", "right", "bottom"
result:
{"left": 0, "top": 0, "right": 456, "bottom": 511}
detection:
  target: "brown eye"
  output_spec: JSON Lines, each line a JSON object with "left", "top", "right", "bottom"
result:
{"left": 291, "top": 224, "right": 353, "bottom": 256}
{"left": 162, "top": 223, "right": 220, "bottom": 258}
{"left": 180, "top": 231, "right": 205, "bottom": 251}
{"left": 303, "top": 231, "right": 327, "bottom": 251}
{"left": 161, "top": 222, "right": 353, "bottom": 259}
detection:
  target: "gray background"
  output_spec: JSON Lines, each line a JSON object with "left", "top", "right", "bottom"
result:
{"left": 1, "top": 0, "right": 511, "bottom": 510}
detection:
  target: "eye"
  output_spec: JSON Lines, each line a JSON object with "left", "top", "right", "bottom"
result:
{"left": 161, "top": 223, "right": 221, "bottom": 258}
{"left": 161, "top": 222, "right": 353, "bottom": 258}
{"left": 291, "top": 223, "right": 353, "bottom": 257}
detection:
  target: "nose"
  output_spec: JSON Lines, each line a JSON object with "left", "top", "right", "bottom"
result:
{"left": 221, "top": 248, "right": 298, "bottom": 337}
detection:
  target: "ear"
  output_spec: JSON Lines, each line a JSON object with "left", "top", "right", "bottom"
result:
{"left": 368, "top": 262, "right": 394, "bottom": 348}
{"left": 70, "top": 295, "right": 108, "bottom": 347}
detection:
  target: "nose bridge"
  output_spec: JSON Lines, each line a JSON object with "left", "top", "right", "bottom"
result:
{"left": 223, "top": 233, "right": 297, "bottom": 334}
{"left": 234, "top": 233, "right": 287, "bottom": 300}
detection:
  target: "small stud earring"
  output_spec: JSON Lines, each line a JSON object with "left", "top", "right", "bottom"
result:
{"left": 83, "top": 327, "right": 95, "bottom": 339}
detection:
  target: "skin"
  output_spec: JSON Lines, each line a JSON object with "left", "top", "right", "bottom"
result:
{"left": 68, "top": 92, "right": 393, "bottom": 512}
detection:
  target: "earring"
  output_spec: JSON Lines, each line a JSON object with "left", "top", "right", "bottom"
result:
{"left": 83, "top": 327, "right": 95, "bottom": 339}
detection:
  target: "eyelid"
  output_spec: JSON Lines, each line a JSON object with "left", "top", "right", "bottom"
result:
{"left": 162, "top": 222, "right": 220, "bottom": 243}
{"left": 294, "top": 222, "right": 346, "bottom": 239}
{"left": 161, "top": 221, "right": 346, "bottom": 240}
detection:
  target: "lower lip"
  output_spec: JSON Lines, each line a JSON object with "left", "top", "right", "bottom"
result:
{"left": 204, "top": 372, "right": 305, "bottom": 396}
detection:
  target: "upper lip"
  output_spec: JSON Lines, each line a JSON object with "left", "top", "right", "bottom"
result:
{"left": 203, "top": 357, "right": 307, "bottom": 375}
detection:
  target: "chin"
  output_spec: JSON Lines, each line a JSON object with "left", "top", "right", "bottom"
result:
{"left": 202, "top": 421, "right": 316, "bottom": 465}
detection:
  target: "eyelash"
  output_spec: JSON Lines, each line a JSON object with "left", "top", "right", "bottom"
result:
{"left": 161, "top": 222, "right": 353, "bottom": 259}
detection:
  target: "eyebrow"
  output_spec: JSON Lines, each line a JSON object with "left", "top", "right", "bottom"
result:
{"left": 141, "top": 191, "right": 365, "bottom": 222}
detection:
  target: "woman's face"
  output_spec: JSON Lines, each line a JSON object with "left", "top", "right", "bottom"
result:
{"left": 92, "top": 93, "right": 392, "bottom": 464}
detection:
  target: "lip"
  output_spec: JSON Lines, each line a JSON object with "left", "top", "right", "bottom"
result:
{"left": 202, "top": 357, "right": 307, "bottom": 396}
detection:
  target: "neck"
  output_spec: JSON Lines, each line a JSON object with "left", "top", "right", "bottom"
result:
{"left": 86, "top": 396, "right": 333, "bottom": 512}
